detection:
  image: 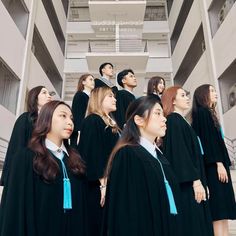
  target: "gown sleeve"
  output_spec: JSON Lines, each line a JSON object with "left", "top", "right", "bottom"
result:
{"left": 114, "top": 91, "right": 135, "bottom": 129}
{"left": 103, "top": 147, "right": 143, "bottom": 235}
{"left": 1, "top": 112, "right": 32, "bottom": 186}
{"left": 78, "top": 114, "right": 117, "bottom": 181}
{"left": 0, "top": 148, "right": 36, "bottom": 236}
{"left": 192, "top": 107, "right": 228, "bottom": 164}
{"left": 163, "top": 113, "right": 201, "bottom": 183}
{"left": 71, "top": 92, "right": 88, "bottom": 132}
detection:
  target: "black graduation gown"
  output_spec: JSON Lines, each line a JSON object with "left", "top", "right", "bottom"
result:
{"left": 0, "top": 112, "right": 33, "bottom": 186}
{"left": 0, "top": 148, "right": 88, "bottom": 236}
{"left": 163, "top": 112, "right": 213, "bottom": 236}
{"left": 102, "top": 145, "right": 182, "bottom": 236}
{"left": 113, "top": 90, "right": 135, "bottom": 129}
{"left": 70, "top": 91, "right": 89, "bottom": 147}
{"left": 78, "top": 114, "right": 119, "bottom": 236}
{"left": 94, "top": 78, "right": 118, "bottom": 94}
{"left": 192, "top": 107, "right": 236, "bottom": 220}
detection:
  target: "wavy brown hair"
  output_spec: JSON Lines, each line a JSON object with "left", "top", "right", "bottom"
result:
{"left": 77, "top": 73, "right": 94, "bottom": 92}
{"left": 86, "top": 87, "right": 120, "bottom": 133}
{"left": 147, "top": 76, "right": 165, "bottom": 95}
{"left": 29, "top": 100, "right": 85, "bottom": 182}
{"left": 192, "top": 84, "right": 220, "bottom": 129}
{"left": 105, "top": 95, "right": 162, "bottom": 177}
{"left": 27, "top": 86, "right": 45, "bottom": 124}
{"left": 161, "top": 86, "right": 182, "bottom": 117}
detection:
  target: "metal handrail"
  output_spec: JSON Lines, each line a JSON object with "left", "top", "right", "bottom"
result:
{"left": 87, "top": 39, "right": 148, "bottom": 52}
{"left": 224, "top": 136, "right": 236, "bottom": 169}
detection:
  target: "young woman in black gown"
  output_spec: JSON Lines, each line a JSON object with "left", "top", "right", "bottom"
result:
{"left": 162, "top": 86, "right": 213, "bottom": 236}
{"left": 147, "top": 76, "right": 166, "bottom": 100}
{"left": 1, "top": 86, "right": 52, "bottom": 186}
{"left": 0, "top": 101, "right": 88, "bottom": 236}
{"left": 102, "top": 95, "right": 182, "bottom": 236}
{"left": 71, "top": 73, "right": 95, "bottom": 147}
{"left": 192, "top": 84, "right": 236, "bottom": 236}
{"left": 78, "top": 87, "right": 120, "bottom": 236}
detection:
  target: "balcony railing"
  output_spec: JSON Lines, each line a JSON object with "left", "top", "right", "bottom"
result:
{"left": 87, "top": 39, "right": 148, "bottom": 53}
{"left": 225, "top": 136, "right": 236, "bottom": 169}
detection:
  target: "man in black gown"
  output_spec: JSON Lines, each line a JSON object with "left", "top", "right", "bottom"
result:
{"left": 95, "top": 62, "right": 118, "bottom": 93}
{"left": 113, "top": 69, "right": 137, "bottom": 129}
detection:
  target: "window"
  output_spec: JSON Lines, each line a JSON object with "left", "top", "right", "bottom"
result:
{"left": 32, "top": 26, "right": 63, "bottom": 96}
{"left": 0, "top": 58, "right": 20, "bottom": 114}
{"left": 1, "top": 0, "right": 29, "bottom": 38}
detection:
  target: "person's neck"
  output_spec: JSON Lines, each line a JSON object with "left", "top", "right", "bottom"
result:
{"left": 46, "top": 135, "right": 62, "bottom": 147}
{"left": 124, "top": 86, "right": 133, "bottom": 93}
{"left": 83, "top": 87, "right": 92, "bottom": 94}
{"left": 102, "top": 75, "right": 110, "bottom": 80}
{"left": 37, "top": 106, "right": 41, "bottom": 114}
{"left": 139, "top": 130, "right": 155, "bottom": 144}
{"left": 173, "top": 107, "right": 185, "bottom": 116}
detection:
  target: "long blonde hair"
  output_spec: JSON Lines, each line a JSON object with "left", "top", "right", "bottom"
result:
{"left": 86, "top": 87, "right": 120, "bottom": 133}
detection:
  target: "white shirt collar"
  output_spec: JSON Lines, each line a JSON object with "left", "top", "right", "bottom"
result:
{"left": 45, "top": 138, "right": 69, "bottom": 160}
{"left": 100, "top": 77, "right": 114, "bottom": 87}
{"left": 124, "top": 88, "right": 134, "bottom": 95}
{"left": 139, "top": 136, "right": 157, "bottom": 158}
{"left": 83, "top": 89, "right": 90, "bottom": 96}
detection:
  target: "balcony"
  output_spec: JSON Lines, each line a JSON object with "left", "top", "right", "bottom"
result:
{"left": 88, "top": 1, "right": 146, "bottom": 25}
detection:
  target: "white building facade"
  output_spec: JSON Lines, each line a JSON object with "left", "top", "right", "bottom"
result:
{"left": 0, "top": 0, "right": 235, "bottom": 167}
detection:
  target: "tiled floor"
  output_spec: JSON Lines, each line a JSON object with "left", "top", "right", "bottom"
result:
{"left": 1, "top": 170, "right": 236, "bottom": 234}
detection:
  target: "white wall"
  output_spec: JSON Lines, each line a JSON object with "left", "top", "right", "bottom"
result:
{"left": 146, "top": 58, "right": 172, "bottom": 73}
{"left": 67, "top": 22, "right": 94, "bottom": 34}
{"left": 206, "top": 0, "right": 213, "bottom": 10}
{"left": 168, "top": 0, "right": 183, "bottom": 36}
{"left": 212, "top": 4, "right": 236, "bottom": 78}
{"left": 143, "top": 21, "right": 169, "bottom": 33}
{"left": 52, "top": 0, "right": 67, "bottom": 38}
{"left": 67, "top": 41, "right": 89, "bottom": 58}
{"left": 23, "top": 0, "right": 31, "bottom": 11}
{"left": 183, "top": 53, "right": 210, "bottom": 94}
{"left": 28, "top": 53, "right": 60, "bottom": 99}
{"left": 0, "top": 1, "right": 25, "bottom": 78}
{"left": 172, "top": 0, "right": 201, "bottom": 77}
{"left": 35, "top": 0, "right": 64, "bottom": 78}
{"left": 148, "top": 41, "right": 169, "bottom": 57}
{"left": 64, "top": 58, "right": 89, "bottom": 73}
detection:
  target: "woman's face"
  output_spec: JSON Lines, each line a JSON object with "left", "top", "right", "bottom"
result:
{"left": 83, "top": 75, "right": 95, "bottom": 90}
{"left": 47, "top": 104, "right": 74, "bottom": 143}
{"left": 37, "top": 88, "right": 52, "bottom": 109}
{"left": 139, "top": 103, "right": 167, "bottom": 142}
{"left": 157, "top": 79, "right": 165, "bottom": 94}
{"left": 102, "top": 91, "right": 117, "bottom": 114}
{"left": 173, "top": 88, "right": 190, "bottom": 112}
{"left": 209, "top": 86, "right": 218, "bottom": 106}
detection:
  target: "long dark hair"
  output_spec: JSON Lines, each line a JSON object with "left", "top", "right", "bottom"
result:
{"left": 27, "top": 86, "right": 45, "bottom": 123}
{"left": 29, "top": 100, "right": 85, "bottom": 182}
{"left": 147, "top": 76, "right": 165, "bottom": 95}
{"left": 77, "top": 73, "right": 94, "bottom": 92}
{"left": 192, "top": 84, "right": 220, "bottom": 129}
{"left": 105, "top": 95, "right": 162, "bottom": 177}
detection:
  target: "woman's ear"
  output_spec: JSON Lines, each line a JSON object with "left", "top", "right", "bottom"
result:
{"left": 134, "top": 115, "right": 145, "bottom": 127}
